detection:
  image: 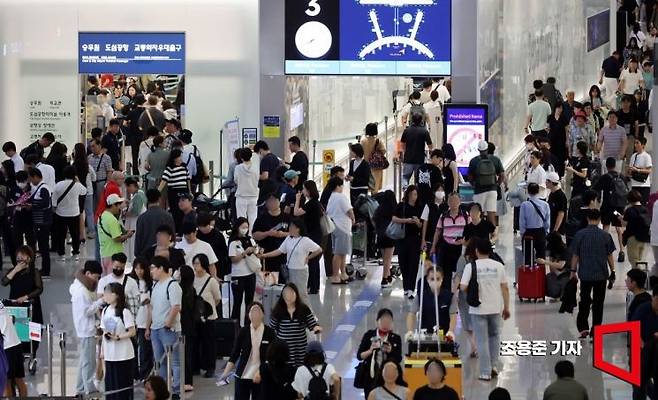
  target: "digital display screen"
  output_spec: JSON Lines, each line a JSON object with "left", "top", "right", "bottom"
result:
{"left": 587, "top": 9, "right": 610, "bottom": 52}
{"left": 285, "top": 0, "right": 452, "bottom": 76}
{"left": 443, "top": 105, "right": 488, "bottom": 173}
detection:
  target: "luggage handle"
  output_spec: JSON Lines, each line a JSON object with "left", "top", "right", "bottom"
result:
{"left": 522, "top": 236, "right": 535, "bottom": 269}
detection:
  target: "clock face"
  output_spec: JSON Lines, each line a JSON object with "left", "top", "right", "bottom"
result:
{"left": 295, "top": 21, "right": 333, "bottom": 59}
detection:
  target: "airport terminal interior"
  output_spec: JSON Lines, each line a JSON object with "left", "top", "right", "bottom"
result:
{"left": 0, "top": 0, "right": 657, "bottom": 399}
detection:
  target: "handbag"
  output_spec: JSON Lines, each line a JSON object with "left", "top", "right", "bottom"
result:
{"left": 466, "top": 261, "right": 481, "bottom": 307}
{"left": 281, "top": 238, "right": 303, "bottom": 283}
{"left": 385, "top": 204, "right": 406, "bottom": 240}
{"left": 631, "top": 155, "right": 649, "bottom": 183}
{"left": 239, "top": 241, "right": 261, "bottom": 273}
{"left": 353, "top": 361, "right": 368, "bottom": 389}
{"left": 319, "top": 204, "right": 336, "bottom": 236}
{"left": 367, "top": 139, "right": 390, "bottom": 170}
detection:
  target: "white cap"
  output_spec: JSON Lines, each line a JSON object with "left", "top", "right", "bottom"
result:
{"left": 477, "top": 140, "right": 489, "bottom": 152}
{"left": 546, "top": 172, "right": 560, "bottom": 184}
{"left": 106, "top": 193, "right": 125, "bottom": 206}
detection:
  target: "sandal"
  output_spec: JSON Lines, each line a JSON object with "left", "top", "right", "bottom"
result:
{"left": 470, "top": 351, "right": 478, "bottom": 358}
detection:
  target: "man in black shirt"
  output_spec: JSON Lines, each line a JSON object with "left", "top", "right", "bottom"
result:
{"left": 546, "top": 172, "right": 567, "bottom": 234}
{"left": 196, "top": 212, "right": 229, "bottom": 280}
{"left": 413, "top": 358, "right": 460, "bottom": 400}
{"left": 252, "top": 193, "right": 290, "bottom": 282}
{"left": 20, "top": 132, "right": 55, "bottom": 161}
{"left": 617, "top": 96, "right": 640, "bottom": 162}
{"left": 287, "top": 136, "right": 308, "bottom": 189}
{"left": 101, "top": 119, "right": 122, "bottom": 170}
{"left": 599, "top": 51, "right": 623, "bottom": 106}
{"left": 593, "top": 157, "right": 627, "bottom": 261}
{"left": 414, "top": 149, "right": 444, "bottom": 206}
{"left": 627, "top": 269, "right": 652, "bottom": 320}
{"left": 401, "top": 113, "right": 433, "bottom": 188}
{"left": 254, "top": 140, "right": 281, "bottom": 204}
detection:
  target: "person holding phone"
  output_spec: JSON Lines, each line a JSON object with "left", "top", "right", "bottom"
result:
{"left": 392, "top": 185, "right": 424, "bottom": 299}
{"left": 98, "top": 194, "right": 134, "bottom": 276}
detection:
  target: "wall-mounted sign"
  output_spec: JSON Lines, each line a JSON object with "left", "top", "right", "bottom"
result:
{"left": 242, "top": 128, "right": 258, "bottom": 147}
{"left": 24, "top": 76, "right": 77, "bottom": 146}
{"left": 79, "top": 32, "right": 185, "bottom": 74}
{"left": 322, "top": 149, "right": 335, "bottom": 186}
{"left": 263, "top": 115, "right": 281, "bottom": 138}
{"left": 443, "top": 104, "right": 489, "bottom": 174}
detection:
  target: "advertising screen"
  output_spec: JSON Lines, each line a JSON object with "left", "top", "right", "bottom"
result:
{"left": 587, "top": 9, "right": 610, "bottom": 52}
{"left": 285, "top": 0, "right": 452, "bottom": 75}
{"left": 443, "top": 104, "right": 488, "bottom": 173}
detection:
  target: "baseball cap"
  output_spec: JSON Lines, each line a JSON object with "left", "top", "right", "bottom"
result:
{"left": 106, "top": 193, "right": 125, "bottom": 206}
{"left": 181, "top": 222, "right": 198, "bottom": 235}
{"left": 284, "top": 170, "right": 301, "bottom": 180}
{"left": 306, "top": 341, "right": 324, "bottom": 354}
{"left": 477, "top": 140, "right": 489, "bottom": 152}
{"left": 178, "top": 193, "right": 194, "bottom": 202}
{"left": 546, "top": 172, "right": 560, "bottom": 184}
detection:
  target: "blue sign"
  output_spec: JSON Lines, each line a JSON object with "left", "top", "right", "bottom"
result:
{"left": 79, "top": 32, "right": 185, "bottom": 74}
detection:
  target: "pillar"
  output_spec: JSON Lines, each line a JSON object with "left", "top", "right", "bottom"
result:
{"left": 451, "top": 0, "right": 480, "bottom": 103}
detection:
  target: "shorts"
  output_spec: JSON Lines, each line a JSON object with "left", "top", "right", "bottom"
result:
{"left": 332, "top": 229, "right": 353, "bottom": 256}
{"left": 473, "top": 190, "right": 498, "bottom": 213}
{"left": 6, "top": 344, "right": 25, "bottom": 379}
{"left": 377, "top": 233, "right": 395, "bottom": 249}
{"left": 601, "top": 206, "right": 624, "bottom": 227}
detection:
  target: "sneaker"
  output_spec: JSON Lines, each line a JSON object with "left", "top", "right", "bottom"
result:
{"left": 184, "top": 384, "right": 194, "bottom": 392}
{"left": 618, "top": 251, "right": 625, "bottom": 262}
{"left": 491, "top": 367, "right": 499, "bottom": 377}
{"left": 387, "top": 276, "right": 393, "bottom": 284}
{"left": 58, "top": 256, "right": 67, "bottom": 262}
{"left": 42, "top": 275, "right": 51, "bottom": 280}
{"left": 171, "top": 395, "right": 181, "bottom": 400}
{"left": 74, "top": 254, "right": 80, "bottom": 261}
{"left": 381, "top": 278, "right": 391, "bottom": 288}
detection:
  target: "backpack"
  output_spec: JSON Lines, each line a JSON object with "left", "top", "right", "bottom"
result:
{"left": 475, "top": 156, "right": 497, "bottom": 187}
{"left": 409, "top": 102, "right": 426, "bottom": 124}
{"left": 192, "top": 277, "right": 214, "bottom": 323}
{"left": 188, "top": 145, "right": 208, "bottom": 186}
{"left": 306, "top": 364, "right": 330, "bottom": 400}
{"left": 605, "top": 172, "right": 629, "bottom": 209}
{"left": 19, "top": 141, "right": 38, "bottom": 160}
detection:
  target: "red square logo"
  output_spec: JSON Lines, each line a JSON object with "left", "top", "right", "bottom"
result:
{"left": 592, "top": 321, "right": 641, "bottom": 386}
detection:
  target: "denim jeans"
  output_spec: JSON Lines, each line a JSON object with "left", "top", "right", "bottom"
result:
{"left": 84, "top": 194, "right": 95, "bottom": 235}
{"left": 402, "top": 163, "right": 422, "bottom": 188}
{"left": 75, "top": 337, "right": 97, "bottom": 395}
{"left": 472, "top": 313, "right": 502, "bottom": 376}
{"left": 151, "top": 328, "right": 181, "bottom": 395}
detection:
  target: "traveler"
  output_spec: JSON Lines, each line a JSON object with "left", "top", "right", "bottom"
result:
{"left": 400, "top": 90, "right": 428, "bottom": 127}
{"left": 196, "top": 212, "right": 229, "bottom": 279}
{"left": 468, "top": 140, "right": 505, "bottom": 224}
{"left": 419, "top": 80, "right": 433, "bottom": 104}
{"left": 626, "top": 269, "right": 651, "bottom": 321}
{"left": 627, "top": 136, "right": 652, "bottom": 205}
{"left": 356, "top": 308, "right": 403, "bottom": 398}
{"left": 234, "top": 147, "right": 260, "bottom": 228}
{"left": 163, "top": 119, "right": 181, "bottom": 151}
{"left": 440, "top": 144, "right": 459, "bottom": 195}
{"left": 293, "top": 181, "right": 323, "bottom": 294}
{"left": 256, "top": 339, "right": 298, "bottom": 400}
{"left": 179, "top": 130, "right": 204, "bottom": 192}
{"left": 253, "top": 193, "right": 289, "bottom": 283}
{"left": 288, "top": 136, "right": 309, "bottom": 189}
{"left": 570, "top": 209, "right": 617, "bottom": 338}
{"left": 135, "top": 189, "right": 175, "bottom": 258}
{"left": 94, "top": 170, "right": 124, "bottom": 223}
{"left": 319, "top": 167, "right": 345, "bottom": 277}
{"left": 651, "top": 199, "right": 658, "bottom": 288}
{"left": 347, "top": 143, "right": 371, "bottom": 205}
{"left": 454, "top": 244, "right": 478, "bottom": 358}
{"left": 620, "top": 57, "right": 644, "bottom": 95}
{"left": 420, "top": 185, "right": 446, "bottom": 255}
{"left": 124, "top": 177, "right": 147, "bottom": 262}
{"left": 69, "top": 260, "right": 104, "bottom": 396}
{"left": 597, "top": 111, "right": 627, "bottom": 173}
{"left": 176, "top": 221, "right": 219, "bottom": 270}
{"left": 138, "top": 95, "right": 166, "bottom": 133}
{"left": 392, "top": 185, "right": 424, "bottom": 298}
{"left": 463, "top": 202, "right": 496, "bottom": 244}
{"left": 546, "top": 172, "right": 567, "bottom": 233}
{"left": 177, "top": 263, "right": 196, "bottom": 392}
{"left": 98, "top": 194, "right": 132, "bottom": 275}
{"left": 27, "top": 167, "right": 52, "bottom": 276}
{"left": 269, "top": 283, "right": 322, "bottom": 368}
{"left": 542, "top": 77, "right": 564, "bottom": 112}
{"left": 634, "top": 89, "right": 650, "bottom": 138}
{"left": 565, "top": 190, "right": 598, "bottom": 248}
{"left": 366, "top": 359, "right": 407, "bottom": 400}
{"left": 566, "top": 141, "right": 590, "bottom": 199}
{"left": 424, "top": 91, "right": 444, "bottom": 148}
{"left": 413, "top": 358, "right": 459, "bottom": 400}
{"left": 0, "top": 302, "right": 26, "bottom": 397}
{"left": 102, "top": 119, "right": 122, "bottom": 170}
{"left": 0, "top": 162, "right": 14, "bottom": 264}
{"left": 24, "top": 153, "right": 56, "bottom": 193}
{"left": 548, "top": 103, "right": 569, "bottom": 176}
{"left": 44, "top": 141, "right": 69, "bottom": 182}
{"left": 145, "top": 375, "right": 169, "bottom": 400}
{"left": 406, "top": 262, "right": 453, "bottom": 336}
{"left": 525, "top": 151, "right": 547, "bottom": 199}
{"left": 361, "top": 123, "right": 387, "bottom": 192}
{"left": 528, "top": 79, "right": 543, "bottom": 104}
{"left": 593, "top": 158, "right": 627, "bottom": 258}
{"left": 459, "top": 237, "right": 511, "bottom": 381}
{"left": 414, "top": 149, "right": 444, "bottom": 206}
{"left": 589, "top": 84, "right": 605, "bottom": 111}
{"left": 525, "top": 89, "right": 552, "bottom": 137}
{"left": 100, "top": 282, "right": 136, "bottom": 400}
{"left": 10, "top": 171, "right": 34, "bottom": 253}
{"left": 568, "top": 112, "right": 596, "bottom": 159}
{"left": 254, "top": 140, "right": 280, "bottom": 205}
{"left": 129, "top": 257, "right": 154, "bottom": 381}
{"left": 228, "top": 217, "right": 258, "bottom": 323}
{"left": 326, "top": 177, "right": 355, "bottom": 285}
{"left": 145, "top": 135, "right": 170, "bottom": 191}
{"left": 2, "top": 141, "right": 24, "bottom": 172}
{"left": 158, "top": 149, "right": 190, "bottom": 232}
{"left": 140, "top": 224, "right": 186, "bottom": 272}
{"left": 88, "top": 138, "right": 114, "bottom": 209}
{"left": 221, "top": 302, "right": 276, "bottom": 400}
{"left": 519, "top": 183, "right": 550, "bottom": 262}
{"left": 280, "top": 170, "right": 300, "bottom": 214}
{"left": 401, "top": 113, "right": 433, "bottom": 187}
{"left": 431, "top": 192, "right": 469, "bottom": 291}
{"left": 53, "top": 165, "right": 87, "bottom": 261}
{"left": 489, "top": 387, "right": 511, "bottom": 400}
{"left": 148, "top": 256, "right": 182, "bottom": 399}
{"left": 542, "top": 360, "right": 588, "bottom": 400}
{"left": 19, "top": 132, "right": 54, "bottom": 162}
{"left": 522, "top": 135, "right": 539, "bottom": 175}
{"left": 583, "top": 102, "right": 601, "bottom": 135}
{"left": 191, "top": 254, "right": 220, "bottom": 377}
{"left": 292, "top": 341, "right": 341, "bottom": 400}
{"left": 126, "top": 94, "right": 146, "bottom": 176}
{"left": 537, "top": 232, "right": 571, "bottom": 276}
{"left": 599, "top": 51, "right": 624, "bottom": 106}
{"left": 374, "top": 191, "right": 398, "bottom": 288}
{"left": 320, "top": 166, "right": 345, "bottom": 207}
{"left": 97, "top": 252, "right": 140, "bottom": 320}
{"left": 72, "top": 143, "right": 96, "bottom": 241}
{"left": 617, "top": 95, "right": 640, "bottom": 162}
{"left": 622, "top": 190, "right": 651, "bottom": 268}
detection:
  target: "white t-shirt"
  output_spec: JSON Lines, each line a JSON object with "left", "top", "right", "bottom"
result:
{"left": 0, "top": 311, "right": 21, "bottom": 349}
{"left": 229, "top": 238, "right": 257, "bottom": 277}
{"left": 527, "top": 100, "right": 552, "bottom": 131}
{"left": 54, "top": 180, "right": 87, "bottom": 217}
{"left": 630, "top": 30, "right": 647, "bottom": 49}
{"left": 97, "top": 274, "right": 141, "bottom": 317}
{"left": 135, "top": 279, "right": 150, "bottom": 329}
{"left": 460, "top": 258, "right": 508, "bottom": 315}
{"left": 36, "top": 162, "right": 56, "bottom": 193}
{"left": 278, "top": 236, "right": 321, "bottom": 270}
{"left": 326, "top": 192, "right": 353, "bottom": 234}
{"left": 525, "top": 165, "right": 547, "bottom": 199}
{"left": 620, "top": 69, "right": 644, "bottom": 95}
{"left": 100, "top": 306, "right": 135, "bottom": 362}
{"left": 175, "top": 238, "right": 219, "bottom": 267}
{"left": 292, "top": 363, "right": 337, "bottom": 397}
{"left": 10, "top": 153, "right": 24, "bottom": 173}
{"left": 193, "top": 274, "right": 221, "bottom": 320}
{"left": 424, "top": 101, "right": 443, "bottom": 138}
{"left": 629, "top": 151, "right": 652, "bottom": 187}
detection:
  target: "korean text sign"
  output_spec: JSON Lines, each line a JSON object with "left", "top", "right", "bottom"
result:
{"left": 79, "top": 32, "right": 185, "bottom": 74}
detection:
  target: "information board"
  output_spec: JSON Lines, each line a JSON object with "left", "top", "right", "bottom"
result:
{"left": 285, "top": 0, "right": 452, "bottom": 75}
{"left": 587, "top": 9, "right": 610, "bottom": 52}
{"left": 79, "top": 32, "right": 185, "bottom": 74}
{"left": 443, "top": 104, "right": 488, "bottom": 173}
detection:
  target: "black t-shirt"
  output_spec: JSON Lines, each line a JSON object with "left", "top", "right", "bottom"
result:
{"left": 463, "top": 220, "right": 496, "bottom": 242}
{"left": 548, "top": 115, "right": 569, "bottom": 162}
{"left": 126, "top": 107, "right": 144, "bottom": 146}
{"left": 602, "top": 56, "right": 623, "bottom": 79}
{"left": 401, "top": 126, "right": 432, "bottom": 164}
{"left": 196, "top": 228, "right": 229, "bottom": 278}
{"left": 415, "top": 163, "right": 443, "bottom": 205}
{"left": 252, "top": 211, "right": 290, "bottom": 268}
{"left": 593, "top": 172, "right": 621, "bottom": 210}
{"left": 290, "top": 151, "right": 309, "bottom": 187}
{"left": 413, "top": 385, "right": 460, "bottom": 400}
{"left": 395, "top": 202, "right": 423, "bottom": 238}
{"left": 101, "top": 133, "right": 121, "bottom": 170}
{"left": 571, "top": 156, "right": 590, "bottom": 193}
{"left": 302, "top": 198, "right": 322, "bottom": 241}
{"left": 617, "top": 109, "right": 639, "bottom": 136}
{"left": 260, "top": 153, "right": 280, "bottom": 181}
{"left": 547, "top": 189, "right": 568, "bottom": 233}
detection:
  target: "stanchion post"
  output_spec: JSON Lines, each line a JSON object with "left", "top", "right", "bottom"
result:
{"left": 47, "top": 324, "right": 53, "bottom": 396}
{"left": 312, "top": 140, "right": 317, "bottom": 183}
{"left": 59, "top": 332, "right": 67, "bottom": 396}
{"left": 180, "top": 336, "right": 186, "bottom": 395}
{"left": 165, "top": 345, "right": 173, "bottom": 393}
{"left": 209, "top": 160, "right": 215, "bottom": 196}
{"left": 384, "top": 115, "right": 389, "bottom": 149}
{"left": 363, "top": 222, "right": 368, "bottom": 268}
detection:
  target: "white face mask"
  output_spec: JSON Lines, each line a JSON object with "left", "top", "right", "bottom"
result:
{"left": 435, "top": 190, "right": 445, "bottom": 202}
{"left": 239, "top": 228, "right": 249, "bottom": 236}
{"left": 17, "top": 182, "right": 27, "bottom": 189}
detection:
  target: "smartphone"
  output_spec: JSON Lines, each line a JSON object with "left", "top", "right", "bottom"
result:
{"left": 613, "top": 211, "right": 622, "bottom": 217}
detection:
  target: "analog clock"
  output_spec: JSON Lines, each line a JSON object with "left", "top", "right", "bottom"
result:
{"left": 294, "top": 21, "right": 333, "bottom": 59}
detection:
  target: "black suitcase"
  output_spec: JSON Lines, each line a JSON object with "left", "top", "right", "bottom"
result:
{"left": 215, "top": 282, "right": 239, "bottom": 359}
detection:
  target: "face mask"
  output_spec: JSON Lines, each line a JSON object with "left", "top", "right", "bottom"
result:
{"left": 17, "top": 182, "right": 27, "bottom": 189}
{"left": 112, "top": 269, "right": 124, "bottom": 277}
{"left": 239, "top": 228, "right": 249, "bottom": 236}
{"left": 526, "top": 144, "right": 534, "bottom": 151}
{"left": 435, "top": 190, "right": 445, "bottom": 202}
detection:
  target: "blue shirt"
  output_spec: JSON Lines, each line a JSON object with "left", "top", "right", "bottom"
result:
{"left": 570, "top": 225, "right": 616, "bottom": 281}
{"left": 519, "top": 196, "right": 550, "bottom": 234}
{"left": 631, "top": 302, "right": 658, "bottom": 344}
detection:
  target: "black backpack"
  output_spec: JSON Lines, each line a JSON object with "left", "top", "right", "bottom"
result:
{"left": 193, "top": 277, "right": 214, "bottom": 323}
{"left": 306, "top": 364, "right": 329, "bottom": 400}
{"left": 605, "top": 172, "right": 629, "bottom": 209}
{"left": 475, "top": 156, "right": 497, "bottom": 187}
{"left": 19, "top": 141, "right": 38, "bottom": 160}
{"left": 187, "top": 145, "right": 208, "bottom": 185}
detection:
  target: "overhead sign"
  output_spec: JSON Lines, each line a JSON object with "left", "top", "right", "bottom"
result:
{"left": 78, "top": 32, "right": 185, "bottom": 74}
{"left": 285, "top": 0, "right": 452, "bottom": 75}
{"left": 443, "top": 104, "right": 488, "bottom": 172}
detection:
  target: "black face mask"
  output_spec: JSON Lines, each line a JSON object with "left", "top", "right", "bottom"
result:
{"left": 112, "top": 269, "right": 124, "bottom": 277}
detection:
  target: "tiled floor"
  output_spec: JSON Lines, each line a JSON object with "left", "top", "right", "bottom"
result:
{"left": 0, "top": 203, "right": 639, "bottom": 399}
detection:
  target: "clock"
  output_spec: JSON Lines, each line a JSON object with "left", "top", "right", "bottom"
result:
{"left": 294, "top": 21, "right": 333, "bottom": 59}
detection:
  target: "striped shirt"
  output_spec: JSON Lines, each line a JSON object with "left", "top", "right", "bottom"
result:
{"left": 437, "top": 210, "right": 470, "bottom": 245}
{"left": 30, "top": 182, "right": 52, "bottom": 225}
{"left": 88, "top": 153, "right": 113, "bottom": 182}
{"left": 269, "top": 310, "right": 318, "bottom": 367}
{"left": 161, "top": 165, "right": 189, "bottom": 190}
{"left": 569, "top": 225, "right": 616, "bottom": 281}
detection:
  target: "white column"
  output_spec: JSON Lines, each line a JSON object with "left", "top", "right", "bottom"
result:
{"left": 451, "top": 0, "right": 480, "bottom": 103}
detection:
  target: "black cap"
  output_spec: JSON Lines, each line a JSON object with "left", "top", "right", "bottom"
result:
{"left": 181, "top": 222, "right": 197, "bottom": 235}
{"left": 179, "top": 129, "right": 193, "bottom": 144}
{"left": 178, "top": 193, "right": 193, "bottom": 202}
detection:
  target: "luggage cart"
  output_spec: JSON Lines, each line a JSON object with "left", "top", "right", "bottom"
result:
{"left": 347, "top": 222, "right": 369, "bottom": 280}
{"left": 2, "top": 300, "right": 38, "bottom": 375}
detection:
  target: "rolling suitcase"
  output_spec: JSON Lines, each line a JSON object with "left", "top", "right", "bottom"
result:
{"left": 263, "top": 283, "right": 284, "bottom": 325}
{"left": 215, "top": 282, "right": 239, "bottom": 359}
{"left": 636, "top": 262, "right": 654, "bottom": 289}
{"left": 518, "top": 237, "right": 546, "bottom": 302}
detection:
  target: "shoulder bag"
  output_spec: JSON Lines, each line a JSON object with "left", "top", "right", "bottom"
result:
{"left": 385, "top": 204, "right": 406, "bottom": 240}
{"left": 56, "top": 181, "right": 76, "bottom": 206}
{"left": 367, "top": 139, "right": 390, "bottom": 170}
{"left": 281, "top": 237, "right": 303, "bottom": 283}
{"left": 631, "top": 154, "right": 649, "bottom": 183}
{"left": 319, "top": 204, "right": 336, "bottom": 236}
{"left": 466, "top": 261, "right": 481, "bottom": 307}
{"left": 239, "top": 240, "right": 261, "bottom": 274}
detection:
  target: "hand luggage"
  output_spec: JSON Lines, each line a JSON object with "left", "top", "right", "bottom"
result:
{"left": 215, "top": 282, "right": 239, "bottom": 359}
{"left": 263, "top": 283, "right": 284, "bottom": 325}
{"left": 517, "top": 237, "right": 546, "bottom": 302}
